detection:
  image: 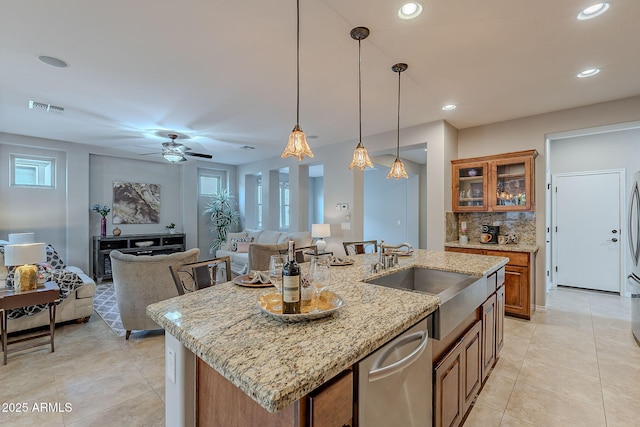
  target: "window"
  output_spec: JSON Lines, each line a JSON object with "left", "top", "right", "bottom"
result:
{"left": 257, "top": 178, "right": 263, "bottom": 229}
{"left": 280, "top": 181, "right": 289, "bottom": 230}
{"left": 11, "top": 155, "right": 55, "bottom": 188}
{"left": 199, "top": 174, "right": 221, "bottom": 196}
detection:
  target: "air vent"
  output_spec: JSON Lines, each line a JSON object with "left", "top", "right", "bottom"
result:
{"left": 28, "top": 100, "right": 64, "bottom": 114}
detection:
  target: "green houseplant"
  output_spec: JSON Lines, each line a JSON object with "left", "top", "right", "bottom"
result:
{"left": 204, "top": 189, "right": 240, "bottom": 253}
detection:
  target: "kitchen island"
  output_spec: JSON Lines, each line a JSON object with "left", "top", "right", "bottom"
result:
{"left": 147, "top": 249, "right": 508, "bottom": 426}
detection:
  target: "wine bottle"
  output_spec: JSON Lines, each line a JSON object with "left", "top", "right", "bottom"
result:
{"left": 282, "top": 240, "right": 301, "bottom": 314}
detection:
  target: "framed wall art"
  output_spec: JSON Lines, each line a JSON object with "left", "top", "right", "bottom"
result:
{"left": 112, "top": 181, "right": 160, "bottom": 224}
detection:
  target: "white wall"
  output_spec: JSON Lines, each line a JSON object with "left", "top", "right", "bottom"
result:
{"left": 458, "top": 95, "right": 640, "bottom": 307}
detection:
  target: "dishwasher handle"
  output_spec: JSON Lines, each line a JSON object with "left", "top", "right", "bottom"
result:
{"left": 368, "top": 329, "right": 429, "bottom": 383}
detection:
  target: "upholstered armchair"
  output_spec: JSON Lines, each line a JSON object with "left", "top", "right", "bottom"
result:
{"left": 247, "top": 243, "right": 288, "bottom": 273}
{"left": 110, "top": 248, "right": 199, "bottom": 339}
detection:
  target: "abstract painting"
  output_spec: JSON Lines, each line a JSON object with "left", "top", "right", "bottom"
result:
{"left": 112, "top": 182, "right": 160, "bottom": 224}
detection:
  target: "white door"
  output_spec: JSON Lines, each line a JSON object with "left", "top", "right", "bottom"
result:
{"left": 552, "top": 170, "right": 623, "bottom": 293}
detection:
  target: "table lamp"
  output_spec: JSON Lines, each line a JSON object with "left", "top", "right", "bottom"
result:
{"left": 311, "top": 224, "right": 331, "bottom": 252}
{"left": 8, "top": 232, "right": 35, "bottom": 244}
{"left": 3, "top": 243, "right": 46, "bottom": 292}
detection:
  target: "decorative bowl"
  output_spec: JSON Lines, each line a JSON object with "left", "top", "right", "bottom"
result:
{"left": 135, "top": 241, "right": 154, "bottom": 247}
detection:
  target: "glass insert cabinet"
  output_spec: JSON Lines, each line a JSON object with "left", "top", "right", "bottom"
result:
{"left": 452, "top": 150, "right": 537, "bottom": 212}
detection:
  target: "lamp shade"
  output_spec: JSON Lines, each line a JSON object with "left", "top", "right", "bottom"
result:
{"left": 311, "top": 224, "right": 331, "bottom": 238}
{"left": 3, "top": 243, "right": 46, "bottom": 266}
{"left": 8, "top": 233, "right": 35, "bottom": 244}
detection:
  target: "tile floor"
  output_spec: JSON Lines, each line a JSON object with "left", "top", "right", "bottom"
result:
{"left": 1, "top": 286, "right": 638, "bottom": 426}
{"left": 465, "top": 286, "right": 640, "bottom": 427}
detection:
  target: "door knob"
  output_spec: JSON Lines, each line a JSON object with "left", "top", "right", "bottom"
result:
{"left": 611, "top": 238, "right": 618, "bottom": 242}
{"left": 612, "top": 230, "right": 618, "bottom": 234}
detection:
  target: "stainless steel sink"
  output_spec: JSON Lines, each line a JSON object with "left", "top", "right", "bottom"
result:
{"left": 365, "top": 268, "right": 487, "bottom": 339}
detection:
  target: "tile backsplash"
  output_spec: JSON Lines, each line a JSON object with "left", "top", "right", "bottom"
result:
{"left": 445, "top": 211, "right": 536, "bottom": 244}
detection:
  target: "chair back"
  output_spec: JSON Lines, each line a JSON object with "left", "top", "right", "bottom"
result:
{"left": 295, "top": 245, "right": 317, "bottom": 263}
{"left": 170, "top": 256, "right": 231, "bottom": 295}
{"left": 247, "top": 243, "right": 288, "bottom": 272}
{"left": 342, "top": 240, "right": 378, "bottom": 256}
{"left": 109, "top": 248, "right": 199, "bottom": 337}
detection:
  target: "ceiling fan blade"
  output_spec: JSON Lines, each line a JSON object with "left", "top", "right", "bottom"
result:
{"left": 185, "top": 152, "right": 213, "bottom": 159}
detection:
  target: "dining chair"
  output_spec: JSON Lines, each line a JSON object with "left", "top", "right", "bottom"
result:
{"left": 295, "top": 245, "right": 318, "bottom": 263}
{"left": 169, "top": 256, "right": 231, "bottom": 295}
{"left": 342, "top": 240, "right": 378, "bottom": 256}
{"left": 247, "top": 243, "right": 288, "bottom": 273}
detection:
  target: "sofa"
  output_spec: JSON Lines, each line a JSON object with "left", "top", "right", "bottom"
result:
{"left": 216, "top": 229, "right": 313, "bottom": 276}
{"left": 0, "top": 244, "right": 96, "bottom": 334}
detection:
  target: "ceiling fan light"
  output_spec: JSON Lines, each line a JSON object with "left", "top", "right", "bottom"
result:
{"left": 282, "top": 125, "right": 314, "bottom": 160}
{"left": 387, "top": 158, "right": 409, "bottom": 179}
{"left": 163, "top": 151, "right": 186, "bottom": 163}
{"left": 349, "top": 141, "right": 374, "bottom": 170}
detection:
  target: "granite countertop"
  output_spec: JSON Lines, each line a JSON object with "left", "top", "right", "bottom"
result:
{"left": 445, "top": 240, "right": 539, "bottom": 253}
{"left": 146, "top": 249, "right": 508, "bottom": 413}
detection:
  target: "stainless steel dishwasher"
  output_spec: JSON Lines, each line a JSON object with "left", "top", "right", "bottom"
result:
{"left": 357, "top": 316, "right": 432, "bottom": 427}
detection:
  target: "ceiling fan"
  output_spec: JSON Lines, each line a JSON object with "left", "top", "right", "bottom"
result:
{"left": 142, "top": 133, "right": 213, "bottom": 162}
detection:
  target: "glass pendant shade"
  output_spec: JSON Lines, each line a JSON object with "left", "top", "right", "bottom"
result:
{"left": 282, "top": 0, "right": 313, "bottom": 161}
{"left": 282, "top": 124, "right": 314, "bottom": 160}
{"left": 387, "top": 157, "right": 409, "bottom": 179}
{"left": 348, "top": 141, "right": 374, "bottom": 170}
{"left": 388, "top": 62, "right": 409, "bottom": 180}
{"left": 349, "top": 26, "right": 373, "bottom": 171}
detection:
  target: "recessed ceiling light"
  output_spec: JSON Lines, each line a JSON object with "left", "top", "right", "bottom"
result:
{"left": 398, "top": 2, "right": 423, "bottom": 20}
{"left": 577, "top": 68, "right": 601, "bottom": 78}
{"left": 442, "top": 104, "right": 457, "bottom": 111}
{"left": 577, "top": 3, "right": 610, "bottom": 20}
{"left": 37, "top": 55, "right": 69, "bottom": 68}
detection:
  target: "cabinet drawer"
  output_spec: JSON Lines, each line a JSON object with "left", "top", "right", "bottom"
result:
{"left": 484, "top": 250, "right": 529, "bottom": 267}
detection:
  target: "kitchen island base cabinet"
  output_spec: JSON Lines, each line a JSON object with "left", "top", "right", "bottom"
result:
{"left": 434, "top": 321, "right": 482, "bottom": 427}
{"left": 197, "top": 357, "right": 353, "bottom": 427}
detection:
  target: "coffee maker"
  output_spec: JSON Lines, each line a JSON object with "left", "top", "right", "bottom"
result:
{"left": 481, "top": 225, "right": 499, "bottom": 244}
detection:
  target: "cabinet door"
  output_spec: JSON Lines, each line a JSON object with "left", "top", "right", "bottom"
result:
{"left": 504, "top": 265, "right": 530, "bottom": 319}
{"left": 309, "top": 370, "right": 353, "bottom": 427}
{"left": 495, "top": 285, "right": 505, "bottom": 356}
{"left": 489, "top": 155, "right": 534, "bottom": 211}
{"left": 481, "top": 294, "right": 497, "bottom": 383}
{"left": 461, "top": 321, "right": 482, "bottom": 416}
{"left": 452, "top": 161, "right": 488, "bottom": 212}
{"left": 434, "top": 341, "right": 463, "bottom": 427}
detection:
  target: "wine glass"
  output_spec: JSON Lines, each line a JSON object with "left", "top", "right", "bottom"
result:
{"left": 308, "top": 255, "right": 331, "bottom": 312}
{"left": 269, "top": 255, "right": 286, "bottom": 293}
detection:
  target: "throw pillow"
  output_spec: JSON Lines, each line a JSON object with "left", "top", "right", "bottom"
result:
{"left": 46, "top": 244, "right": 67, "bottom": 270}
{"left": 236, "top": 242, "right": 251, "bottom": 253}
{"left": 230, "top": 236, "right": 254, "bottom": 251}
{"left": 222, "top": 232, "right": 248, "bottom": 251}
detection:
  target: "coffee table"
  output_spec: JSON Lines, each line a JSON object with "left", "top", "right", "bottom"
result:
{"left": 0, "top": 281, "right": 60, "bottom": 365}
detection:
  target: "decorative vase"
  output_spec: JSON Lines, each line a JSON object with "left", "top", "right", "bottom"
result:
{"left": 101, "top": 217, "right": 107, "bottom": 237}
{"left": 169, "top": 229, "right": 176, "bottom": 234}
{"left": 113, "top": 227, "right": 121, "bottom": 236}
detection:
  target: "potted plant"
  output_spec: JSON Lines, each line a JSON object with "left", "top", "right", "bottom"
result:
{"left": 204, "top": 189, "right": 240, "bottom": 253}
{"left": 166, "top": 223, "right": 176, "bottom": 234}
{"left": 91, "top": 203, "right": 111, "bottom": 237}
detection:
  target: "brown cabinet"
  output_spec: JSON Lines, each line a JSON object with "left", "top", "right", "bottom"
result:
{"left": 452, "top": 150, "right": 537, "bottom": 212}
{"left": 434, "top": 320, "right": 484, "bottom": 427}
{"left": 496, "top": 284, "right": 505, "bottom": 355}
{"left": 481, "top": 294, "right": 496, "bottom": 384}
{"left": 308, "top": 370, "right": 353, "bottom": 427}
{"left": 434, "top": 338, "right": 464, "bottom": 427}
{"left": 446, "top": 247, "right": 536, "bottom": 319}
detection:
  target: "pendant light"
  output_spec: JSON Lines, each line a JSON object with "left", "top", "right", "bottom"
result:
{"left": 387, "top": 63, "right": 409, "bottom": 180}
{"left": 348, "top": 27, "right": 374, "bottom": 170}
{"left": 281, "top": 0, "right": 314, "bottom": 160}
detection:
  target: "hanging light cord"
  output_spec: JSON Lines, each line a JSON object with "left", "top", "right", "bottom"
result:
{"left": 296, "top": 0, "right": 301, "bottom": 127}
{"left": 396, "top": 68, "right": 401, "bottom": 158}
{"left": 358, "top": 38, "right": 363, "bottom": 143}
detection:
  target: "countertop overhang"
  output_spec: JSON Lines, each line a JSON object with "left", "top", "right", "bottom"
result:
{"left": 146, "top": 249, "right": 508, "bottom": 413}
{"left": 445, "top": 240, "right": 539, "bottom": 253}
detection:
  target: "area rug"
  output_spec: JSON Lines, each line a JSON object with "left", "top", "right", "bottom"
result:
{"left": 93, "top": 281, "right": 126, "bottom": 337}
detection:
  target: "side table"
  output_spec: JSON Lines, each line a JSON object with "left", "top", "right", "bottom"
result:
{"left": 0, "top": 281, "right": 60, "bottom": 365}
